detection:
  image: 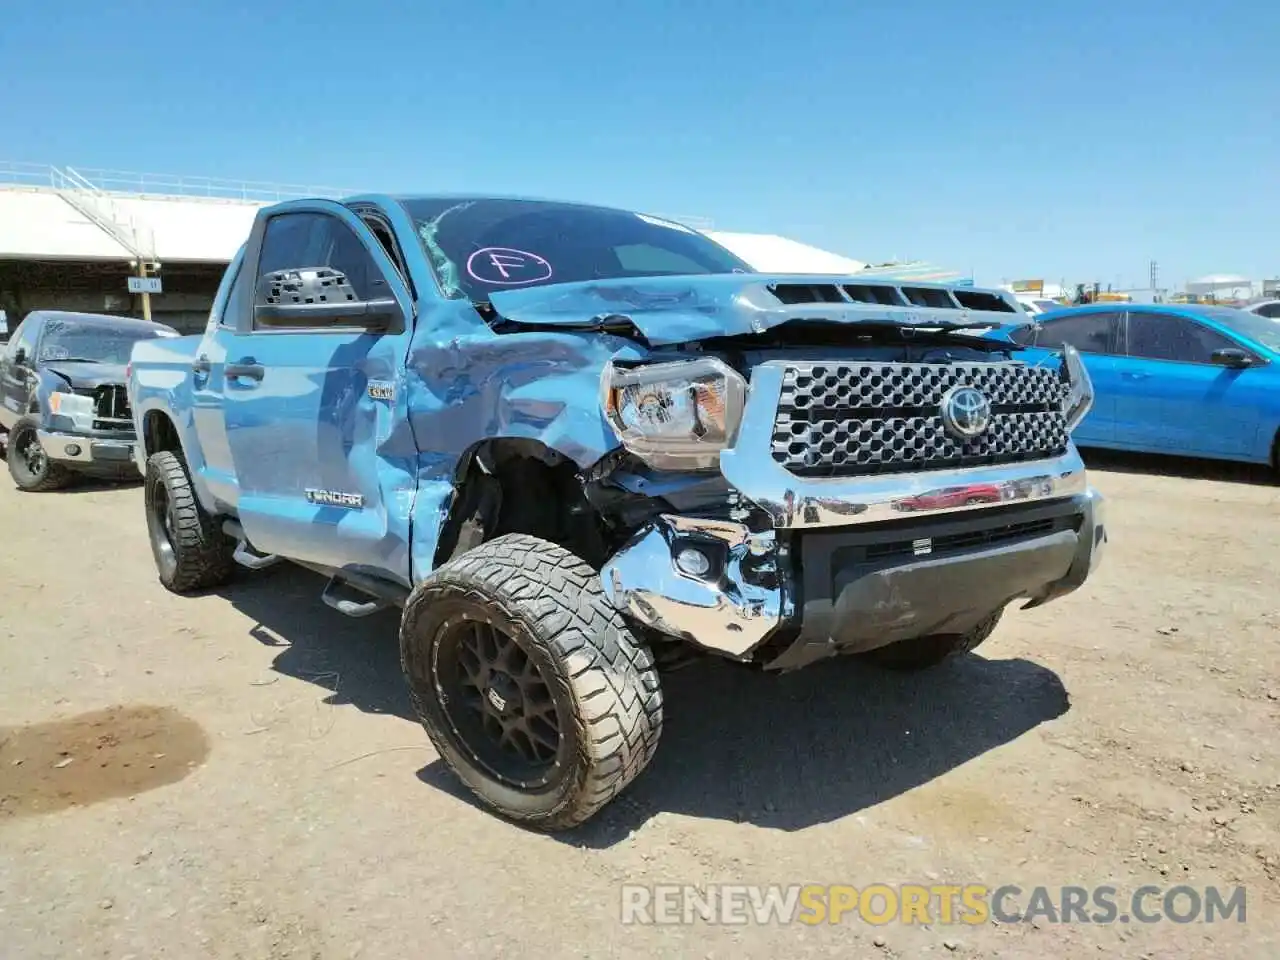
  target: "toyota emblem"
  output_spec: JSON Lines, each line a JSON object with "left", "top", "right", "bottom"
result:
{"left": 940, "top": 386, "right": 992, "bottom": 440}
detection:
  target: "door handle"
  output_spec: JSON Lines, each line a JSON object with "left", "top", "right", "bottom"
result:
{"left": 1121, "top": 371, "right": 1149, "bottom": 380}
{"left": 225, "top": 358, "right": 265, "bottom": 382}
{"left": 191, "top": 354, "right": 211, "bottom": 375}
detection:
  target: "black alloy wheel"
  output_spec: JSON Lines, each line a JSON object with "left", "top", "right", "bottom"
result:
{"left": 400, "top": 534, "right": 664, "bottom": 830}
{"left": 434, "top": 614, "right": 563, "bottom": 788}
{"left": 143, "top": 450, "right": 235, "bottom": 592}
{"left": 6, "top": 420, "right": 71, "bottom": 492}
{"left": 147, "top": 471, "right": 178, "bottom": 572}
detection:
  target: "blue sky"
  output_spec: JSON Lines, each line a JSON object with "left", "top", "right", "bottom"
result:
{"left": 2, "top": 0, "right": 1276, "bottom": 289}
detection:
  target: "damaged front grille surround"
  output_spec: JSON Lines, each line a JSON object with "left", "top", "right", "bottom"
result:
{"left": 718, "top": 361, "right": 1088, "bottom": 530}
{"left": 604, "top": 357, "right": 1102, "bottom": 664}
{"left": 771, "top": 361, "right": 1069, "bottom": 478}
{"left": 75, "top": 385, "right": 133, "bottom": 432}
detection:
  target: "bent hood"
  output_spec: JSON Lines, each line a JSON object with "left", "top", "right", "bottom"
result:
{"left": 41, "top": 361, "right": 128, "bottom": 390}
{"left": 487, "top": 274, "right": 1021, "bottom": 346}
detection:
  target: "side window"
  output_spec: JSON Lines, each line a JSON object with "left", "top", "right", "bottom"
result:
{"left": 213, "top": 261, "right": 246, "bottom": 329}
{"left": 614, "top": 243, "right": 708, "bottom": 275}
{"left": 361, "top": 216, "right": 405, "bottom": 275}
{"left": 1256, "top": 302, "right": 1280, "bottom": 319}
{"left": 256, "top": 212, "right": 387, "bottom": 303}
{"left": 6, "top": 319, "right": 38, "bottom": 364}
{"left": 1125, "top": 312, "right": 1236, "bottom": 364}
{"left": 224, "top": 266, "right": 247, "bottom": 327}
{"left": 1033, "top": 312, "right": 1117, "bottom": 353}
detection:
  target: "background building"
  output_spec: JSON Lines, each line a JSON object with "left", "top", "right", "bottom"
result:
{"left": 1, "top": 162, "right": 951, "bottom": 334}
{"left": 0, "top": 164, "right": 294, "bottom": 332}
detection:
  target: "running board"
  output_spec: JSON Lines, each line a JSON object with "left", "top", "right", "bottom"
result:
{"left": 222, "top": 520, "right": 282, "bottom": 570}
{"left": 217, "top": 517, "right": 408, "bottom": 616}
{"left": 320, "top": 570, "right": 410, "bottom": 618}
{"left": 232, "top": 541, "right": 282, "bottom": 570}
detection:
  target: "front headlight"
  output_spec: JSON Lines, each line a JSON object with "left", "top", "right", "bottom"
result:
{"left": 49, "top": 391, "right": 96, "bottom": 429}
{"left": 1060, "top": 344, "right": 1094, "bottom": 432}
{"left": 602, "top": 358, "right": 747, "bottom": 470}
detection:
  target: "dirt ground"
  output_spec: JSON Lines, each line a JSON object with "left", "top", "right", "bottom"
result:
{"left": 1, "top": 452, "right": 1277, "bottom": 959}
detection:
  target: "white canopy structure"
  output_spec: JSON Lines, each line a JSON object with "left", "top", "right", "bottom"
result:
{"left": 1187, "top": 274, "right": 1254, "bottom": 299}
{"left": 705, "top": 231, "right": 866, "bottom": 274}
{"left": 0, "top": 185, "right": 264, "bottom": 262}
{"left": 856, "top": 261, "right": 971, "bottom": 285}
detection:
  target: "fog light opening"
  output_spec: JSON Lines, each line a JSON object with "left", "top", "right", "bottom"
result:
{"left": 65, "top": 443, "right": 81, "bottom": 457}
{"left": 674, "top": 546, "right": 712, "bottom": 578}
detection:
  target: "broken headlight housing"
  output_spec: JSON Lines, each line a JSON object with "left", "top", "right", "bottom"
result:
{"left": 1060, "top": 344, "right": 1094, "bottom": 433}
{"left": 602, "top": 358, "right": 747, "bottom": 470}
{"left": 48, "top": 391, "right": 96, "bottom": 430}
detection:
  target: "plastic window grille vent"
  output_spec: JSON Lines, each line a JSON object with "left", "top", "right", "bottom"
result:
{"left": 264, "top": 269, "right": 357, "bottom": 306}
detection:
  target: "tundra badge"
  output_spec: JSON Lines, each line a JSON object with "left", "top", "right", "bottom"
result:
{"left": 305, "top": 489, "right": 365, "bottom": 508}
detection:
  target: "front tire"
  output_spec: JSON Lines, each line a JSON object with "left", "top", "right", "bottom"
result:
{"left": 861, "top": 609, "right": 1004, "bottom": 671}
{"left": 144, "top": 450, "right": 235, "bottom": 592}
{"left": 6, "top": 419, "right": 72, "bottom": 492}
{"left": 400, "top": 534, "right": 663, "bottom": 831}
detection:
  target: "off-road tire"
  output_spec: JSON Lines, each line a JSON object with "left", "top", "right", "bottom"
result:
{"left": 6, "top": 419, "right": 72, "bottom": 492}
{"left": 861, "top": 609, "right": 1004, "bottom": 671}
{"left": 144, "top": 450, "right": 235, "bottom": 593}
{"left": 400, "top": 534, "right": 664, "bottom": 831}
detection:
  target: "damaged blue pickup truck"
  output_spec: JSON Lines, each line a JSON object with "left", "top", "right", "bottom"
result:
{"left": 128, "top": 195, "right": 1107, "bottom": 830}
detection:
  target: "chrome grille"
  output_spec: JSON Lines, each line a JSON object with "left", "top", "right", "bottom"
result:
{"left": 771, "top": 362, "right": 1069, "bottom": 477}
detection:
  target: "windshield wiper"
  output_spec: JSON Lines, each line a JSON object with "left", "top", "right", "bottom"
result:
{"left": 479, "top": 302, "right": 650, "bottom": 345}
{"left": 895, "top": 321, "right": 1005, "bottom": 333}
{"left": 44, "top": 356, "right": 104, "bottom": 364}
{"left": 854, "top": 322, "right": 1023, "bottom": 350}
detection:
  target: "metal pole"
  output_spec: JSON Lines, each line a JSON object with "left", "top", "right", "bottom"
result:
{"left": 137, "top": 261, "right": 152, "bottom": 323}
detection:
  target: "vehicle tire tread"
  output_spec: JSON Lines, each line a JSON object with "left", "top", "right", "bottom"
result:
{"left": 6, "top": 421, "right": 72, "bottom": 492}
{"left": 146, "top": 450, "right": 234, "bottom": 593}
{"left": 400, "top": 533, "right": 663, "bottom": 830}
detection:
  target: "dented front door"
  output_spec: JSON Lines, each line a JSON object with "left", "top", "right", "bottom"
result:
{"left": 221, "top": 201, "right": 419, "bottom": 583}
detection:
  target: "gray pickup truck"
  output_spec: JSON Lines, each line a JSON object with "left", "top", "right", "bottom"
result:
{"left": 128, "top": 194, "right": 1107, "bottom": 830}
{"left": 1, "top": 310, "right": 177, "bottom": 490}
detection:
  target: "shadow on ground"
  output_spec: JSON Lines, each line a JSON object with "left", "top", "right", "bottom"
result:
{"left": 44, "top": 476, "right": 142, "bottom": 495}
{"left": 423, "top": 653, "right": 1069, "bottom": 843}
{"left": 216, "top": 563, "right": 410, "bottom": 720}
{"left": 218, "top": 562, "right": 1070, "bottom": 842}
{"left": 1082, "top": 447, "right": 1275, "bottom": 486}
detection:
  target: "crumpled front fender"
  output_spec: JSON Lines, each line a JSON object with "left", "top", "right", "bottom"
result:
{"left": 403, "top": 299, "right": 647, "bottom": 583}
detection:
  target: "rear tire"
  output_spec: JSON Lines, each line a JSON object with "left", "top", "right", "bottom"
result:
{"left": 6, "top": 419, "right": 72, "bottom": 492}
{"left": 400, "top": 534, "right": 663, "bottom": 831}
{"left": 861, "top": 609, "right": 1004, "bottom": 671}
{"left": 144, "top": 450, "right": 235, "bottom": 593}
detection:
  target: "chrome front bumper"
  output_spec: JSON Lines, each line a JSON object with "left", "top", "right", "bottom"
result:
{"left": 600, "top": 361, "right": 1107, "bottom": 666}
{"left": 37, "top": 430, "right": 136, "bottom": 467}
{"left": 601, "top": 517, "right": 788, "bottom": 657}
{"left": 602, "top": 489, "right": 1107, "bottom": 667}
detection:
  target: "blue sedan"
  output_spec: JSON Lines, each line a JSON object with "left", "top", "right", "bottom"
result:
{"left": 1006, "top": 303, "right": 1280, "bottom": 468}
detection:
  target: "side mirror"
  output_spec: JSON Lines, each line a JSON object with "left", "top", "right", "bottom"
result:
{"left": 12, "top": 347, "right": 26, "bottom": 365}
{"left": 253, "top": 267, "right": 405, "bottom": 334}
{"left": 1210, "top": 347, "right": 1254, "bottom": 369}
